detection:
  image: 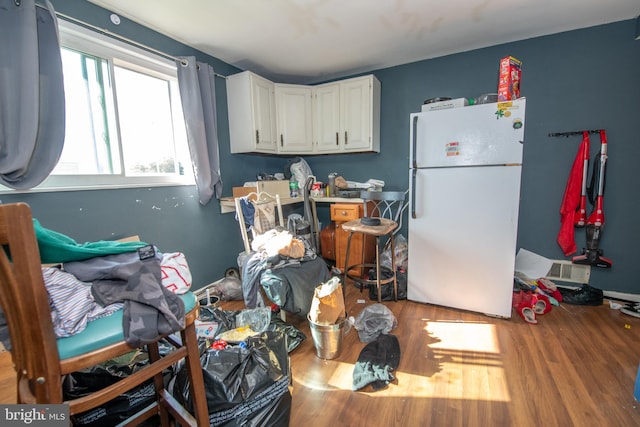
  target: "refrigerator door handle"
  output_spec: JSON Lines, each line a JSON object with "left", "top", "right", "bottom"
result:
{"left": 411, "top": 115, "right": 418, "bottom": 169}
{"left": 411, "top": 168, "right": 417, "bottom": 218}
{"left": 410, "top": 115, "right": 419, "bottom": 219}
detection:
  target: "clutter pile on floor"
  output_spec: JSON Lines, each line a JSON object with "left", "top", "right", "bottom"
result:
{"left": 512, "top": 273, "right": 604, "bottom": 324}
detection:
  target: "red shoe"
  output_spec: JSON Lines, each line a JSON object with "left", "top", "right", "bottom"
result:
{"left": 513, "top": 291, "right": 537, "bottom": 324}
{"left": 537, "top": 279, "right": 563, "bottom": 303}
{"left": 531, "top": 293, "right": 552, "bottom": 315}
{"left": 516, "top": 301, "right": 538, "bottom": 324}
{"left": 512, "top": 290, "right": 524, "bottom": 307}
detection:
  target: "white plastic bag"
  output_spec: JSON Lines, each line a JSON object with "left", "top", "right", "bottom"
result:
{"left": 161, "top": 252, "right": 192, "bottom": 294}
{"left": 289, "top": 157, "right": 313, "bottom": 191}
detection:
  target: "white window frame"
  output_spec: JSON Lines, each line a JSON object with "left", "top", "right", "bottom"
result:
{"left": 0, "top": 19, "right": 194, "bottom": 194}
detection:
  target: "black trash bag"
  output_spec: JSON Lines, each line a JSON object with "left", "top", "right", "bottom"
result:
{"left": 64, "top": 348, "right": 172, "bottom": 427}
{"left": 266, "top": 311, "right": 306, "bottom": 353}
{"left": 199, "top": 306, "right": 306, "bottom": 354}
{"left": 173, "top": 330, "right": 291, "bottom": 427}
{"left": 198, "top": 306, "right": 240, "bottom": 337}
{"left": 367, "top": 269, "right": 408, "bottom": 301}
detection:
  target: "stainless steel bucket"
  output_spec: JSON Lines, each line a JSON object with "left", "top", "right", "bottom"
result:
{"left": 308, "top": 317, "right": 345, "bottom": 360}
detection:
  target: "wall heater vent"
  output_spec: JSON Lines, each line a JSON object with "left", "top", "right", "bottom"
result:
{"left": 546, "top": 260, "right": 591, "bottom": 284}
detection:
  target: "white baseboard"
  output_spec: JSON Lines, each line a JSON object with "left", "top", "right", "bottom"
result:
{"left": 603, "top": 291, "right": 640, "bottom": 303}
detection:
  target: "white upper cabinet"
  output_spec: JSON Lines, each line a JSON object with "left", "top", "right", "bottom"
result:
{"left": 275, "top": 84, "right": 313, "bottom": 153}
{"left": 313, "top": 82, "right": 341, "bottom": 153}
{"left": 227, "top": 71, "right": 380, "bottom": 154}
{"left": 227, "top": 71, "right": 277, "bottom": 154}
{"left": 313, "top": 75, "right": 380, "bottom": 153}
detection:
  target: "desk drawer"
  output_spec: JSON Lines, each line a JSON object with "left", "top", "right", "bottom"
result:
{"left": 331, "top": 204, "right": 361, "bottom": 222}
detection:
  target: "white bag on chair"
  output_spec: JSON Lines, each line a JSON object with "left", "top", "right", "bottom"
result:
{"left": 161, "top": 252, "right": 192, "bottom": 294}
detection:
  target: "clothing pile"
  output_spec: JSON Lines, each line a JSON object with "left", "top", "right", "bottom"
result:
{"left": 241, "top": 228, "right": 330, "bottom": 316}
{"left": 35, "top": 220, "right": 193, "bottom": 346}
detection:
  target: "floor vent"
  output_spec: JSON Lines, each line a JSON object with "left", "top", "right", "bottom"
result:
{"left": 546, "top": 260, "right": 591, "bottom": 284}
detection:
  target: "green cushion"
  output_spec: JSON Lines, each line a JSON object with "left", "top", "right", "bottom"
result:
{"left": 57, "top": 292, "right": 197, "bottom": 360}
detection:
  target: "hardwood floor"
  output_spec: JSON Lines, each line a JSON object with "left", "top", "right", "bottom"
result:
{"left": 2, "top": 284, "right": 640, "bottom": 426}
{"left": 281, "top": 285, "right": 640, "bottom": 427}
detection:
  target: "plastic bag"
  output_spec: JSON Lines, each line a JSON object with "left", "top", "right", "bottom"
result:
{"left": 235, "top": 307, "right": 271, "bottom": 333}
{"left": 173, "top": 331, "right": 291, "bottom": 427}
{"left": 367, "top": 270, "right": 408, "bottom": 301}
{"left": 160, "top": 252, "right": 192, "bottom": 294}
{"left": 352, "top": 303, "right": 398, "bottom": 343}
{"left": 211, "top": 276, "right": 243, "bottom": 301}
{"left": 380, "top": 234, "right": 408, "bottom": 271}
{"left": 284, "top": 156, "right": 313, "bottom": 191}
{"left": 266, "top": 315, "right": 306, "bottom": 353}
{"left": 64, "top": 347, "right": 173, "bottom": 426}
{"left": 198, "top": 307, "right": 305, "bottom": 353}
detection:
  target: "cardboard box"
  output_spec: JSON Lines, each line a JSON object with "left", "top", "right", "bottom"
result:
{"left": 421, "top": 97, "right": 468, "bottom": 112}
{"left": 498, "top": 56, "right": 522, "bottom": 101}
{"left": 232, "top": 186, "right": 257, "bottom": 200}
{"left": 232, "top": 180, "right": 292, "bottom": 200}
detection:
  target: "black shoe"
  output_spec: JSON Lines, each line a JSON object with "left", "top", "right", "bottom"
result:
{"left": 559, "top": 284, "right": 603, "bottom": 306}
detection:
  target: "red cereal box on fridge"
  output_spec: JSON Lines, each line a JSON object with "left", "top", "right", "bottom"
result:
{"left": 498, "top": 56, "right": 522, "bottom": 101}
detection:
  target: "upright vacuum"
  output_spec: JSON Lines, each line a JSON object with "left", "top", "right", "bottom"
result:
{"left": 572, "top": 129, "right": 612, "bottom": 268}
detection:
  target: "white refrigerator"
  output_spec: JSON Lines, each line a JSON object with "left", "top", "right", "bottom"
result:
{"left": 407, "top": 99, "right": 527, "bottom": 318}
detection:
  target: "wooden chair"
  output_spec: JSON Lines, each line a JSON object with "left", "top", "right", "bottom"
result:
{"left": 234, "top": 192, "right": 284, "bottom": 255}
{"left": 0, "top": 202, "right": 209, "bottom": 426}
{"left": 342, "top": 191, "right": 407, "bottom": 303}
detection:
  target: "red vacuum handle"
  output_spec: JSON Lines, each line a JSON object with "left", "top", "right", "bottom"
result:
{"left": 574, "top": 131, "right": 590, "bottom": 227}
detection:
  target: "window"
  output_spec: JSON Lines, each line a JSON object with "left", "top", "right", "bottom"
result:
{"left": 10, "top": 19, "right": 193, "bottom": 192}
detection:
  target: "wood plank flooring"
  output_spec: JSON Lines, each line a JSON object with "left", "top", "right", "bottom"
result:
{"left": 280, "top": 285, "right": 640, "bottom": 427}
{"left": 2, "top": 284, "right": 640, "bottom": 426}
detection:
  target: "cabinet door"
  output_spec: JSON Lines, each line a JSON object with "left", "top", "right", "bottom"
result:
{"left": 275, "top": 84, "right": 313, "bottom": 153}
{"left": 250, "top": 75, "right": 277, "bottom": 152}
{"left": 313, "top": 83, "right": 341, "bottom": 153}
{"left": 340, "top": 77, "right": 372, "bottom": 152}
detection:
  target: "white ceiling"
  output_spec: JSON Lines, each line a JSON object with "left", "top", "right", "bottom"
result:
{"left": 87, "top": 0, "right": 639, "bottom": 84}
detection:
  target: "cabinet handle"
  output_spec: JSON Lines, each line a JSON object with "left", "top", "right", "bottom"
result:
{"left": 335, "top": 132, "right": 339, "bottom": 146}
{"left": 345, "top": 131, "right": 348, "bottom": 145}
{"left": 280, "top": 134, "right": 283, "bottom": 147}
{"left": 255, "top": 130, "right": 259, "bottom": 144}
{"left": 341, "top": 211, "right": 347, "bottom": 216}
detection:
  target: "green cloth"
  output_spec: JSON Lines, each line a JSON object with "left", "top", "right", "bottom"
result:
{"left": 33, "top": 219, "right": 148, "bottom": 263}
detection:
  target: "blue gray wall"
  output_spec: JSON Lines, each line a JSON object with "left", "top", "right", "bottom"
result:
{"left": 4, "top": 0, "right": 638, "bottom": 294}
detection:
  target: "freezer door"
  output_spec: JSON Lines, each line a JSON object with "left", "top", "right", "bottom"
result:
{"left": 410, "top": 98, "right": 526, "bottom": 168}
{"left": 407, "top": 165, "right": 522, "bottom": 318}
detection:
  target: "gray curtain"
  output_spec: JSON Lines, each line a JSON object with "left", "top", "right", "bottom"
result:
{"left": 0, "top": 0, "right": 65, "bottom": 190}
{"left": 176, "top": 56, "right": 222, "bottom": 205}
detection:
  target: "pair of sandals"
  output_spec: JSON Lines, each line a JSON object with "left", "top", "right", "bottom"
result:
{"left": 512, "top": 290, "right": 551, "bottom": 324}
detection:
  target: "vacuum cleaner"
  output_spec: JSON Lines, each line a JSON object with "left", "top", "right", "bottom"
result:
{"left": 572, "top": 129, "right": 612, "bottom": 268}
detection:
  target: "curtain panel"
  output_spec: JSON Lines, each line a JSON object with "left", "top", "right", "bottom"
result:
{"left": 176, "top": 57, "right": 222, "bottom": 206}
{"left": 0, "top": 0, "right": 65, "bottom": 190}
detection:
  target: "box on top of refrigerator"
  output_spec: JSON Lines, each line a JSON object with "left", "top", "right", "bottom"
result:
{"left": 498, "top": 56, "right": 522, "bottom": 101}
{"left": 421, "top": 97, "right": 469, "bottom": 112}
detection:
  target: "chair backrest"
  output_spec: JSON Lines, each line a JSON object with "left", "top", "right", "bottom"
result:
{"left": 361, "top": 190, "right": 408, "bottom": 232}
{"left": 235, "top": 192, "right": 285, "bottom": 254}
{"left": 0, "top": 203, "right": 63, "bottom": 403}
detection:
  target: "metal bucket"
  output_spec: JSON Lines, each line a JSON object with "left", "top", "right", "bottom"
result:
{"left": 308, "top": 317, "right": 345, "bottom": 360}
